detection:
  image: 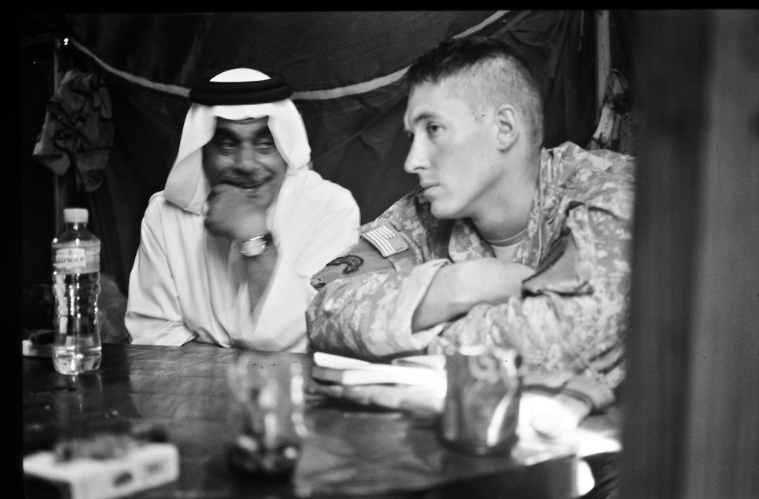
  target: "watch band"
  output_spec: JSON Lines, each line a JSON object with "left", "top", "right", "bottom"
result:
{"left": 238, "top": 233, "right": 272, "bottom": 257}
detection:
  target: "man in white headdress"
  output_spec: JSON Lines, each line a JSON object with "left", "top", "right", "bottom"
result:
{"left": 125, "top": 68, "right": 360, "bottom": 351}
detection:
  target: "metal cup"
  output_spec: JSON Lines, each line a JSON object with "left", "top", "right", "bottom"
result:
{"left": 440, "top": 345, "right": 522, "bottom": 456}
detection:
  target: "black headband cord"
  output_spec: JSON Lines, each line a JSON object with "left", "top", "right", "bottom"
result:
{"left": 189, "top": 73, "right": 292, "bottom": 105}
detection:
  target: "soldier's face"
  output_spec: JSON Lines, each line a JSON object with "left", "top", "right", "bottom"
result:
{"left": 202, "top": 116, "right": 288, "bottom": 210}
{"left": 403, "top": 80, "right": 503, "bottom": 220}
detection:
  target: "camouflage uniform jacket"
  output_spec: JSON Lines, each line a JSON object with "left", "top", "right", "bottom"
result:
{"left": 307, "top": 142, "right": 635, "bottom": 391}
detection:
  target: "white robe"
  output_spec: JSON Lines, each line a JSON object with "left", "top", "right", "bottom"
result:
{"left": 125, "top": 169, "right": 359, "bottom": 351}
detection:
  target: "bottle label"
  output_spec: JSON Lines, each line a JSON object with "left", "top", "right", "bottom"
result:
{"left": 55, "top": 247, "right": 99, "bottom": 273}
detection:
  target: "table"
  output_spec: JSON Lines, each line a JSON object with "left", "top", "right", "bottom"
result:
{"left": 22, "top": 343, "right": 612, "bottom": 499}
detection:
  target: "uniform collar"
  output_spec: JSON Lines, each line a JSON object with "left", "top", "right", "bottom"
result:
{"left": 446, "top": 149, "right": 554, "bottom": 267}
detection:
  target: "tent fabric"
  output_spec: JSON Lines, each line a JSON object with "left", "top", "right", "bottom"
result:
{"left": 32, "top": 68, "right": 113, "bottom": 192}
{"left": 66, "top": 12, "right": 511, "bottom": 97}
{"left": 56, "top": 11, "right": 597, "bottom": 294}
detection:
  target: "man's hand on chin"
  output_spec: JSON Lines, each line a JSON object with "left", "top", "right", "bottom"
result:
{"left": 204, "top": 183, "right": 268, "bottom": 241}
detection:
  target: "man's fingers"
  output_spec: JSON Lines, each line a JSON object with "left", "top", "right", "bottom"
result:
{"left": 203, "top": 216, "right": 223, "bottom": 237}
{"left": 207, "top": 182, "right": 238, "bottom": 200}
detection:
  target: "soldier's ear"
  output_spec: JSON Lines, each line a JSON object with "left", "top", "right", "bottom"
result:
{"left": 494, "top": 104, "right": 518, "bottom": 152}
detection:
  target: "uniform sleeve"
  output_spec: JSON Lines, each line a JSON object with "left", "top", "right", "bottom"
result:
{"left": 307, "top": 194, "right": 451, "bottom": 361}
{"left": 431, "top": 189, "right": 633, "bottom": 393}
{"left": 125, "top": 199, "right": 197, "bottom": 346}
{"left": 307, "top": 251, "right": 448, "bottom": 360}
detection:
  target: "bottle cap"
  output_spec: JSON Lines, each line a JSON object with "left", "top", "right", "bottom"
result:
{"left": 63, "top": 208, "right": 89, "bottom": 224}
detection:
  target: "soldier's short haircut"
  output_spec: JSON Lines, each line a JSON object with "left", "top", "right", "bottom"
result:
{"left": 405, "top": 36, "right": 544, "bottom": 156}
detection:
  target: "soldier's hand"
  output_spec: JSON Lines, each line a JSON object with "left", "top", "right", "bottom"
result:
{"left": 452, "top": 259, "right": 536, "bottom": 305}
{"left": 204, "top": 183, "right": 268, "bottom": 241}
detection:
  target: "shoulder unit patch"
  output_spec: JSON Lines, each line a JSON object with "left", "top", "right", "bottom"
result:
{"left": 326, "top": 255, "right": 364, "bottom": 274}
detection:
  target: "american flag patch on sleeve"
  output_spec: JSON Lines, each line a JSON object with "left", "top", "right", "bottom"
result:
{"left": 361, "top": 222, "right": 409, "bottom": 257}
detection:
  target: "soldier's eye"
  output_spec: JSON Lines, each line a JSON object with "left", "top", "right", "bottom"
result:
{"left": 426, "top": 123, "right": 441, "bottom": 137}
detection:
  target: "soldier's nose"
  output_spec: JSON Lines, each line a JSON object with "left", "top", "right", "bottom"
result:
{"left": 404, "top": 139, "right": 428, "bottom": 173}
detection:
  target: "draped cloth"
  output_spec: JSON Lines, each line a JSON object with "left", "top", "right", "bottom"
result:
{"left": 588, "top": 70, "right": 634, "bottom": 156}
{"left": 32, "top": 68, "right": 113, "bottom": 192}
{"left": 126, "top": 68, "right": 360, "bottom": 350}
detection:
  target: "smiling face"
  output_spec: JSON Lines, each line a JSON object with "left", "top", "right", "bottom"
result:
{"left": 403, "top": 79, "right": 505, "bottom": 221}
{"left": 202, "top": 116, "right": 288, "bottom": 210}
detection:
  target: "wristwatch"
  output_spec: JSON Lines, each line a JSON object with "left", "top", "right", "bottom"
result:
{"left": 238, "top": 233, "right": 273, "bottom": 257}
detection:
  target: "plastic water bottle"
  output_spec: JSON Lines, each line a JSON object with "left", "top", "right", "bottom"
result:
{"left": 51, "top": 208, "right": 102, "bottom": 375}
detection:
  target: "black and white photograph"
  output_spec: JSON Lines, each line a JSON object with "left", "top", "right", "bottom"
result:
{"left": 18, "top": 11, "right": 758, "bottom": 499}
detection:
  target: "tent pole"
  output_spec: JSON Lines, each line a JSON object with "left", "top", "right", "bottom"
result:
{"left": 52, "top": 38, "right": 62, "bottom": 236}
{"left": 595, "top": 10, "right": 611, "bottom": 112}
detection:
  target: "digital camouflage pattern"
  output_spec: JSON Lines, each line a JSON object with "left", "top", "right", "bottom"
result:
{"left": 307, "top": 142, "right": 635, "bottom": 391}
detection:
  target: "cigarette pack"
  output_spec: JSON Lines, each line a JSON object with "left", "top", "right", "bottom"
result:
{"left": 22, "top": 339, "right": 53, "bottom": 358}
{"left": 23, "top": 443, "right": 179, "bottom": 499}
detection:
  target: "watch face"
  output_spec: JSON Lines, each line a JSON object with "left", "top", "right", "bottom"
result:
{"left": 240, "top": 237, "right": 267, "bottom": 257}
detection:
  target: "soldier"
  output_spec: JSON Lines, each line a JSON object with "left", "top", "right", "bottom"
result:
{"left": 307, "top": 37, "right": 634, "bottom": 425}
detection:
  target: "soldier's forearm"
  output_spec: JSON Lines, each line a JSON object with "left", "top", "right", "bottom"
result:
{"left": 412, "top": 260, "right": 534, "bottom": 332}
{"left": 411, "top": 264, "right": 479, "bottom": 332}
{"left": 309, "top": 267, "right": 438, "bottom": 360}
